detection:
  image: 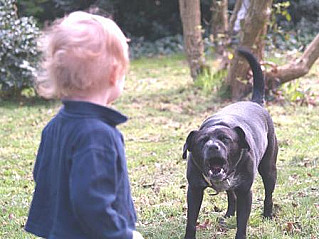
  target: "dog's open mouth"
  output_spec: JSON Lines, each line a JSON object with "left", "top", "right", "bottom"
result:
{"left": 207, "top": 159, "right": 227, "bottom": 182}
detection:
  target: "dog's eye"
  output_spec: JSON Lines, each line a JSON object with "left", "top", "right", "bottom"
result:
{"left": 219, "top": 135, "right": 231, "bottom": 144}
{"left": 199, "top": 136, "right": 209, "bottom": 143}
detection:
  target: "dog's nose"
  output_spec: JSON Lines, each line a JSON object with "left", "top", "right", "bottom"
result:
{"left": 207, "top": 140, "right": 220, "bottom": 151}
{"left": 212, "top": 142, "right": 220, "bottom": 151}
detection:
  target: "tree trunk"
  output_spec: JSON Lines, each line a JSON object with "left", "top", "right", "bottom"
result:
{"left": 179, "top": 0, "right": 206, "bottom": 80}
{"left": 211, "top": 0, "right": 229, "bottom": 55}
{"left": 226, "top": 0, "right": 273, "bottom": 100}
{"left": 265, "top": 33, "right": 319, "bottom": 89}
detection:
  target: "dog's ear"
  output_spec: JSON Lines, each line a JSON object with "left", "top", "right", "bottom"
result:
{"left": 234, "top": 127, "right": 251, "bottom": 151}
{"left": 182, "top": 130, "right": 198, "bottom": 159}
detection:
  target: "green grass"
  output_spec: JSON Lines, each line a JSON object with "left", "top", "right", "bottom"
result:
{"left": 1, "top": 54, "right": 318, "bottom": 238}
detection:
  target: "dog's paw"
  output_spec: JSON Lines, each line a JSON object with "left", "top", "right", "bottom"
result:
{"left": 224, "top": 211, "right": 235, "bottom": 218}
{"left": 262, "top": 213, "right": 273, "bottom": 219}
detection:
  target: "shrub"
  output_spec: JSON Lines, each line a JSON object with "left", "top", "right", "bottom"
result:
{"left": 195, "top": 68, "right": 228, "bottom": 98}
{"left": 129, "top": 35, "right": 184, "bottom": 59}
{"left": 0, "top": 0, "right": 40, "bottom": 96}
{"left": 269, "top": 0, "right": 319, "bottom": 50}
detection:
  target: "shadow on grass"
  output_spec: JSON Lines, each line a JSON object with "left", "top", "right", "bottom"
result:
{"left": 0, "top": 96, "right": 59, "bottom": 109}
{"left": 120, "top": 84, "right": 229, "bottom": 117}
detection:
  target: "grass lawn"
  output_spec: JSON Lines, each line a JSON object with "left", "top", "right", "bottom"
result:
{"left": 1, "top": 54, "right": 318, "bottom": 238}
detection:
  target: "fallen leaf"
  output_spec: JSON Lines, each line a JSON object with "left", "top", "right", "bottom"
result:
{"left": 196, "top": 219, "right": 211, "bottom": 230}
{"left": 214, "top": 205, "right": 222, "bottom": 212}
{"left": 286, "top": 222, "right": 294, "bottom": 232}
{"left": 292, "top": 202, "right": 298, "bottom": 208}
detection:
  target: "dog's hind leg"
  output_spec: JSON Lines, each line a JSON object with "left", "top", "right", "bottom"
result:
{"left": 258, "top": 135, "right": 278, "bottom": 219}
{"left": 225, "top": 190, "right": 236, "bottom": 217}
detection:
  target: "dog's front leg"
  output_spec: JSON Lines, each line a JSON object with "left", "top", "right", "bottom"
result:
{"left": 184, "top": 185, "right": 204, "bottom": 239}
{"left": 234, "top": 189, "right": 252, "bottom": 239}
{"left": 225, "top": 190, "right": 236, "bottom": 218}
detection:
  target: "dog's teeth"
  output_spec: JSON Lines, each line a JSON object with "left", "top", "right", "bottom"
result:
{"left": 208, "top": 170, "right": 213, "bottom": 176}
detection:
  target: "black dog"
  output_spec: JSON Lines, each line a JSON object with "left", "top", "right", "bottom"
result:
{"left": 182, "top": 48, "right": 278, "bottom": 239}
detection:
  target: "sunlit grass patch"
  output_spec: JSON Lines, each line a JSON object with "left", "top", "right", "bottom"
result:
{"left": 1, "top": 54, "right": 318, "bottom": 238}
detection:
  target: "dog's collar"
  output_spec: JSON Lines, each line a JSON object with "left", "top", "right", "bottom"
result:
{"left": 190, "top": 157, "right": 220, "bottom": 194}
{"left": 224, "top": 148, "right": 247, "bottom": 180}
{"left": 191, "top": 149, "right": 247, "bottom": 195}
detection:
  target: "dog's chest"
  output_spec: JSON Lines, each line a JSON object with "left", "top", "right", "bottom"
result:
{"left": 208, "top": 175, "right": 240, "bottom": 193}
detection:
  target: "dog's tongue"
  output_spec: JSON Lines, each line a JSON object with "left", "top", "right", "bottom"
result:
{"left": 212, "top": 167, "right": 221, "bottom": 174}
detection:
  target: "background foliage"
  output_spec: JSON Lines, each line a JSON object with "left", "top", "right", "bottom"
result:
{"left": 2, "top": 0, "right": 318, "bottom": 95}
{"left": 270, "top": 0, "right": 319, "bottom": 50}
{"left": 16, "top": 0, "right": 319, "bottom": 45}
{"left": 0, "top": 0, "right": 40, "bottom": 96}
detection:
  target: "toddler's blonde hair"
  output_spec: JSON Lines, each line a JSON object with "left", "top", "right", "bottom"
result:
{"left": 36, "top": 11, "right": 129, "bottom": 99}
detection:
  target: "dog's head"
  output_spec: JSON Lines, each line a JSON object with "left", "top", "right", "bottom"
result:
{"left": 183, "top": 125, "right": 250, "bottom": 183}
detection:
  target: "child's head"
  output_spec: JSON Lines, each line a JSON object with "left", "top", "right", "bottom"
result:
{"left": 36, "top": 11, "right": 129, "bottom": 100}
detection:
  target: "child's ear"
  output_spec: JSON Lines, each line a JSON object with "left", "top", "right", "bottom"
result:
{"left": 109, "top": 65, "right": 120, "bottom": 86}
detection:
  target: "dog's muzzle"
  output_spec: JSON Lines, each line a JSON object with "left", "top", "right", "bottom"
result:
{"left": 205, "top": 157, "right": 227, "bottom": 182}
{"left": 203, "top": 140, "right": 228, "bottom": 182}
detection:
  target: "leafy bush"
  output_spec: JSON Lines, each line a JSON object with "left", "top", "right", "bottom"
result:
{"left": 269, "top": 0, "right": 319, "bottom": 50}
{"left": 0, "top": 0, "right": 40, "bottom": 96}
{"left": 17, "top": 0, "right": 57, "bottom": 24}
{"left": 276, "top": 80, "right": 317, "bottom": 106}
{"left": 195, "top": 68, "right": 229, "bottom": 98}
{"left": 129, "top": 35, "right": 184, "bottom": 59}
{"left": 101, "top": 0, "right": 182, "bottom": 41}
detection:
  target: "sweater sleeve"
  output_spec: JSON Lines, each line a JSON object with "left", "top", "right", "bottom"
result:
{"left": 69, "top": 130, "right": 133, "bottom": 239}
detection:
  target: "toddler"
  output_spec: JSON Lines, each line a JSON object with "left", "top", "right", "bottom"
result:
{"left": 25, "top": 11, "right": 143, "bottom": 239}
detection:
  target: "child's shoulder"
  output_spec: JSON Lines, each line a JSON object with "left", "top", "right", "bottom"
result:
{"left": 43, "top": 111, "right": 118, "bottom": 139}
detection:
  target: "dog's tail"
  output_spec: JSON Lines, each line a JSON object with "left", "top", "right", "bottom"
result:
{"left": 237, "top": 47, "right": 264, "bottom": 105}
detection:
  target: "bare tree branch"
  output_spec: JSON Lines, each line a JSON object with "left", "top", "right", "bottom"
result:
{"left": 266, "top": 34, "right": 319, "bottom": 89}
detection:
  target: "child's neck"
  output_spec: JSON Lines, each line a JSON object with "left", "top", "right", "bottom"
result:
{"left": 63, "top": 89, "right": 113, "bottom": 107}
